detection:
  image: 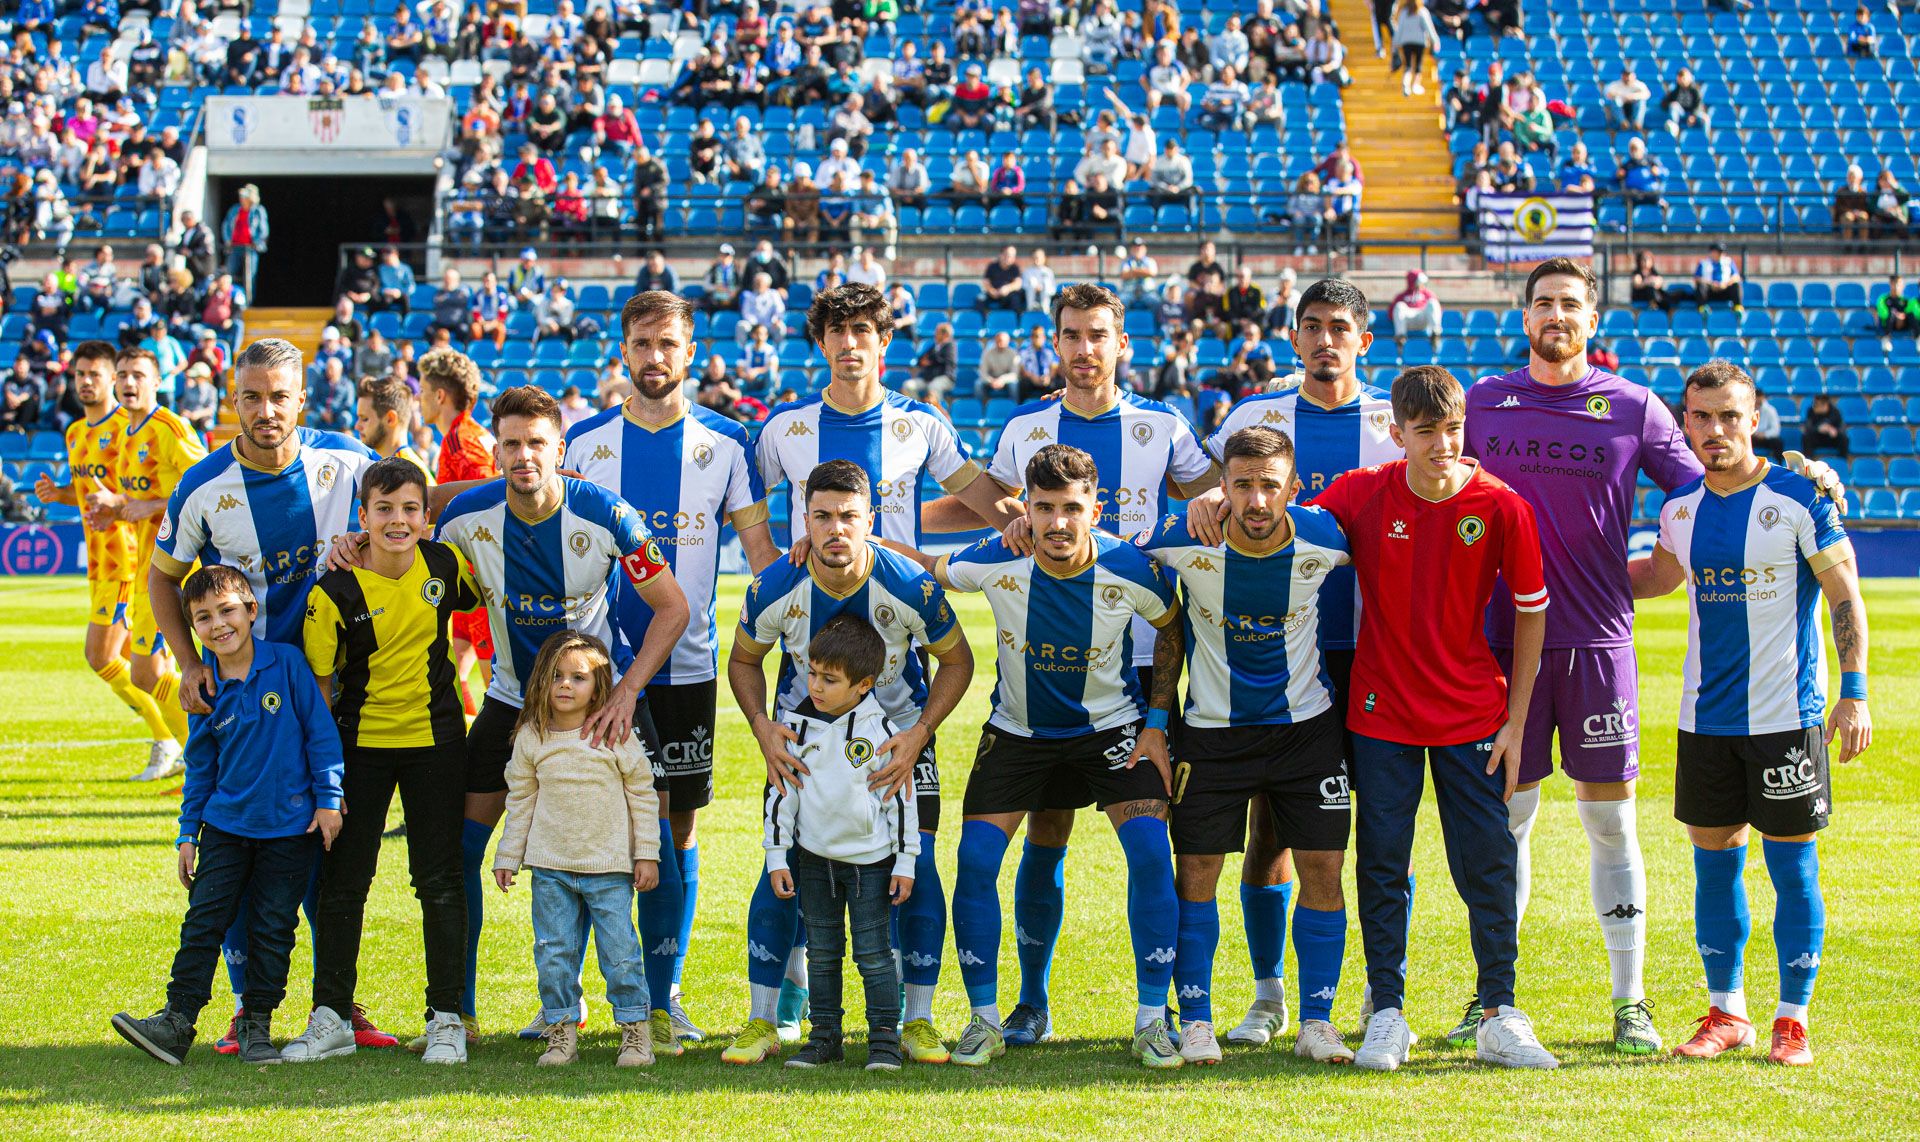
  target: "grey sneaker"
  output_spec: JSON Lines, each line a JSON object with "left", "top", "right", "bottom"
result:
{"left": 420, "top": 1010, "right": 468, "bottom": 1065}
{"left": 1224, "top": 997, "right": 1289, "bottom": 1046}
{"left": 669, "top": 996, "right": 705, "bottom": 1042}
{"left": 1476, "top": 1006, "right": 1560, "bottom": 1070}
{"left": 949, "top": 1014, "right": 1005, "bottom": 1067}
{"left": 111, "top": 1007, "right": 196, "bottom": 1065}
{"left": 235, "top": 1013, "right": 282, "bottom": 1064}
{"left": 279, "top": 1005, "right": 355, "bottom": 1062}
{"left": 1354, "top": 1008, "right": 1412, "bottom": 1072}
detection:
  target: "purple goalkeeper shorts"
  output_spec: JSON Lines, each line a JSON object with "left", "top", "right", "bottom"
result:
{"left": 1494, "top": 645, "right": 1641, "bottom": 785}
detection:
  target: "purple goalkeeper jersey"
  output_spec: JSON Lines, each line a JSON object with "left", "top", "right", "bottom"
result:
{"left": 1465, "top": 365, "right": 1701, "bottom": 649}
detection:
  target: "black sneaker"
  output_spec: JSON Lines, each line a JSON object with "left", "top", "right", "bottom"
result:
{"left": 111, "top": 1007, "right": 197, "bottom": 1065}
{"left": 235, "top": 1013, "right": 283, "bottom": 1064}
{"left": 783, "top": 1035, "right": 844, "bottom": 1069}
{"left": 866, "top": 1029, "right": 903, "bottom": 1072}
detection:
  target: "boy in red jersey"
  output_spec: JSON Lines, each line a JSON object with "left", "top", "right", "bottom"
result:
{"left": 1310, "top": 366, "right": 1556, "bottom": 1073}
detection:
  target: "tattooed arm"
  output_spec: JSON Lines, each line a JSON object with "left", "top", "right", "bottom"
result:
{"left": 1815, "top": 554, "right": 1872, "bottom": 762}
{"left": 1123, "top": 607, "right": 1183, "bottom": 799}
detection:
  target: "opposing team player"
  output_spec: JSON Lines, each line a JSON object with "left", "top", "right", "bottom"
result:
{"left": 33, "top": 340, "right": 179, "bottom": 778}
{"left": 1138, "top": 426, "right": 1355, "bottom": 1066}
{"left": 88, "top": 347, "right": 205, "bottom": 777}
{"left": 566, "top": 290, "right": 781, "bottom": 1047}
{"left": 924, "top": 283, "right": 1214, "bottom": 1047}
{"left": 1631, "top": 361, "right": 1871, "bottom": 1067}
{"left": 1313, "top": 367, "right": 1558, "bottom": 1072}
{"left": 430, "top": 385, "right": 690, "bottom": 1040}
{"left": 726, "top": 460, "right": 974, "bottom": 1065}
{"left": 742, "top": 283, "right": 1018, "bottom": 1047}
{"left": 419, "top": 349, "right": 499, "bottom": 716}
{"left": 922, "top": 444, "right": 1184, "bottom": 1069}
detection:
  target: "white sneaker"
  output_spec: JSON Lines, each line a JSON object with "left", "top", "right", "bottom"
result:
{"left": 279, "top": 1005, "right": 356, "bottom": 1062}
{"left": 1354, "top": 1008, "right": 1412, "bottom": 1072}
{"left": 1224, "top": 997, "right": 1289, "bottom": 1046}
{"left": 1352, "top": 982, "right": 1418, "bottom": 1044}
{"left": 1476, "top": 1006, "right": 1560, "bottom": 1070}
{"left": 1178, "top": 1020, "right": 1222, "bottom": 1065}
{"left": 669, "top": 996, "right": 705, "bottom": 1042}
{"left": 1412, "top": 81, "right": 1426, "bottom": 94}
{"left": 1293, "top": 1019, "right": 1356, "bottom": 1064}
{"left": 420, "top": 1010, "right": 467, "bottom": 1064}
{"left": 131, "top": 740, "right": 184, "bottom": 782}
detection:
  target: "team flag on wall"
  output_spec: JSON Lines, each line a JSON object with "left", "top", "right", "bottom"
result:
{"left": 1479, "top": 193, "right": 1596, "bottom": 263}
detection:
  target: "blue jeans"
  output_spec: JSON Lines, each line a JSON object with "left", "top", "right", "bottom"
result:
{"left": 1352, "top": 731, "right": 1518, "bottom": 1013}
{"left": 168, "top": 823, "right": 317, "bottom": 1019}
{"left": 530, "top": 868, "right": 650, "bottom": 1025}
{"left": 791, "top": 847, "right": 900, "bottom": 1042}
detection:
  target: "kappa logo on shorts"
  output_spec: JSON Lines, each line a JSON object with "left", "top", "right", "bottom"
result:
{"left": 1761, "top": 746, "right": 1821, "bottom": 801}
{"left": 975, "top": 732, "right": 997, "bottom": 761}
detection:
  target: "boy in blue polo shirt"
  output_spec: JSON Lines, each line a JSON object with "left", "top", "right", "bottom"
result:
{"left": 111, "top": 566, "right": 345, "bottom": 1066}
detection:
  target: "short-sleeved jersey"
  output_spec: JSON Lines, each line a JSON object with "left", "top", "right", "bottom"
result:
{"left": 434, "top": 477, "right": 659, "bottom": 706}
{"left": 756, "top": 389, "right": 979, "bottom": 548}
{"left": 1311, "top": 460, "right": 1549, "bottom": 747}
{"left": 989, "top": 391, "right": 1214, "bottom": 666}
{"left": 436, "top": 408, "right": 498, "bottom": 484}
{"left": 392, "top": 444, "right": 436, "bottom": 484}
{"left": 302, "top": 539, "right": 483, "bottom": 749}
{"left": 737, "top": 542, "right": 960, "bottom": 722}
{"left": 1139, "top": 504, "right": 1349, "bottom": 728}
{"left": 1657, "top": 463, "right": 1851, "bottom": 736}
{"left": 566, "top": 402, "right": 770, "bottom": 685}
{"left": 1465, "top": 366, "right": 1701, "bottom": 649}
{"left": 64, "top": 407, "right": 135, "bottom": 582}
{"left": 118, "top": 406, "right": 207, "bottom": 566}
{"left": 153, "top": 430, "right": 380, "bottom": 647}
{"left": 938, "top": 531, "right": 1175, "bottom": 739}
{"left": 1206, "top": 385, "right": 1398, "bottom": 649}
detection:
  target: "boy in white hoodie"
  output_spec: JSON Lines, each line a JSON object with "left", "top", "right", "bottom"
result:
{"left": 766, "top": 615, "right": 919, "bottom": 1072}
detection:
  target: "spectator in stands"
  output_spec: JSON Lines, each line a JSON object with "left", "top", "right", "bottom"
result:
{"left": 1325, "top": 159, "right": 1363, "bottom": 241}
{"left": 695, "top": 353, "right": 745, "bottom": 419}
{"left": 1198, "top": 64, "right": 1250, "bottom": 129}
{"left": 784, "top": 163, "right": 821, "bottom": 248}
{"left": 828, "top": 94, "right": 875, "bottom": 159}
{"left": 1751, "top": 388, "right": 1783, "bottom": 460}
{"left": 1800, "top": 393, "right": 1848, "bottom": 459}
{"left": 1557, "top": 140, "right": 1599, "bottom": 194}
{"left": 1021, "top": 248, "right": 1057, "bottom": 313}
{"left": 1877, "top": 275, "right": 1920, "bottom": 338}
{"left": 1222, "top": 265, "right": 1265, "bottom": 329}
{"left": 372, "top": 248, "right": 415, "bottom": 316}
{"left": 888, "top": 281, "right": 918, "bottom": 339}
{"left": 1510, "top": 95, "right": 1556, "bottom": 160}
{"left": 1630, "top": 250, "right": 1670, "bottom": 310}
{"left": 80, "top": 0, "right": 120, "bottom": 46}
{"left": 887, "top": 149, "right": 930, "bottom": 210}
{"left": 470, "top": 270, "right": 512, "bottom": 350}
{"left": 1586, "top": 338, "right": 1619, "bottom": 372}
{"left": 1390, "top": 270, "right": 1443, "bottom": 342}
{"left": 1226, "top": 320, "right": 1277, "bottom": 394}
{"left": 1833, "top": 164, "right": 1874, "bottom": 245}
{"left": 355, "top": 330, "right": 395, "bottom": 382}
{"left": 1872, "top": 169, "right": 1912, "bottom": 238}
{"left": 980, "top": 330, "right": 1019, "bottom": 397}
{"left": 331, "top": 298, "right": 365, "bottom": 348}
{"left": 526, "top": 91, "right": 568, "bottom": 153}
{"left": 1245, "top": 73, "right": 1288, "bottom": 128}
{"left": 1019, "top": 67, "right": 1056, "bottom": 131}
{"left": 908, "top": 322, "right": 958, "bottom": 404}
{"left": 721, "top": 117, "right": 765, "bottom": 185}
{"left": 175, "top": 210, "right": 217, "bottom": 285}
{"left": 1847, "top": 5, "right": 1878, "bottom": 58}
{"left": 1266, "top": 268, "right": 1300, "bottom": 334}
{"left": 918, "top": 40, "right": 956, "bottom": 106}
{"left": 990, "top": 151, "right": 1028, "bottom": 209}
{"left": 200, "top": 273, "right": 245, "bottom": 344}
{"left": 631, "top": 143, "right": 668, "bottom": 241}
{"left": 980, "top": 246, "right": 1024, "bottom": 312}
{"left": 1603, "top": 65, "right": 1650, "bottom": 132}
{"left": 739, "top": 324, "right": 779, "bottom": 393}
{"left": 1481, "top": 0, "right": 1524, "bottom": 40}
{"left": 953, "top": 64, "right": 994, "bottom": 129}
{"left": 1144, "top": 139, "right": 1195, "bottom": 209}
{"left": 533, "top": 280, "right": 581, "bottom": 343}
{"left": 852, "top": 171, "right": 898, "bottom": 257}
{"left": 1150, "top": 327, "right": 1199, "bottom": 398}
{"left": 591, "top": 93, "right": 641, "bottom": 161}
{"left": 1442, "top": 67, "right": 1476, "bottom": 131}
{"left": 948, "top": 149, "right": 991, "bottom": 205}
{"left": 1662, "top": 66, "right": 1709, "bottom": 138}
{"left": 1076, "top": 138, "right": 1129, "bottom": 194}
{"left": 817, "top": 136, "right": 862, "bottom": 192}
{"left": 177, "top": 362, "right": 218, "bottom": 436}
{"left": 739, "top": 272, "right": 788, "bottom": 345}
{"left": 1209, "top": 13, "right": 1251, "bottom": 75}
{"left": 1306, "top": 21, "right": 1347, "bottom": 87}
{"left": 1490, "top": 140, "right": 1535, "bottom": 193}
{"left": 705, "top": 243, "right": 743, "bottom": 313}
{"left": 1392, "top": 0, "right": 1441, "bottom": 97}
{"left": 1118, "top": 240, "right": 1160, "bottom": 307}
{"left": 1693, "top": 242, "right": 1742, "bottom": 308}
{"left": 817, "top": 172, "right": 855, "bottom": 245}
{"left": 1185, "top": 240, "right": 1223, "bottom": 285}
{"left": 1018, "top": 325, "right": 1061, "bottom": 399}
{"left": 78, "top": 245, "right": 120, "bottom": 314}
{"left": 1143, "top": 39, "right": 1193, "bottom": 116}
{"left": 508, "top": 249, "right": 545, "bottom": 307}
{"left": 27, "top": 273, "right": 68, "bottom": 343}
{"left": 428, "top": 267, "right": 471, "bottom": 342}
{"left": 1, "top": 358, "right": 43, "bottom": 433}
{"left": 632, "top": 249, "right": 678, "bottom": 295}
{"left": 335, "top": 247, "right": 378, "bottom": 309}
{"left": 307, "top": 356, "right": 353, "bottom": 431}
{"left": 1174, "top": 24, "right": 1210, "bottom": 77}
{"left": 446, "top": 170, "right": 487, "bottom": 250}
{"left": 1616, "top": 137, "right": 1667, "bottom": 207}
{"left": 1085, "top": 172, "right": 1125, "bottom": 238}
{"left": 1051, "top": 179, "right": 1089, "bottom": 241}
{"left": 220, "top": 184, "right": 269, "bottom": 297}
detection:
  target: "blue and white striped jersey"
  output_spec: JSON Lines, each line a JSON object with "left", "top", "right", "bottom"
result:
{"left": 755, "top": 389, "right": 979, "bottom": 548}
{"left": 938, "top": 532, "right": 1176, "bottom": 739}
{"left": 151, "top": 430, "right": 379, "bottom": 647}
{"left": 1657, "top": 463, "right": 1851, "bottom": 735}
{"left": 434, "top": 478, "right": 657, "bottom": 707}
{"left": 1139, "top": 504, "right": 1349, "bottom": 728}
{"left": 1205, "top": 385, "right": 1398, "bottom": 650}
{"left": 988, "top": 391, "right": 1214, "bottom": 666}
{"left": 737, "top": 542, "right": 960, "bottom": 723}
{"left": 566, "top": 402, "right": 770, "bottom": 685}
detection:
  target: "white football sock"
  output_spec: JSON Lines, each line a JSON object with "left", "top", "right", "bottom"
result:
{"left": 1578, "top": 797, "right": 1647, "bottom": 1001}
{"left": 1709, "top": 989, "right": 1748, "bottom": 1020}
{"left": 971, "top": 1004, "right": 1001, "bottom": 1031}
{"left": 1775, "top": 1001, "right": 1809, "bottom": 1026}
{"left": 783, "top": 945, "right": 808, "bottom": 989}
{"left": 1136, "top": 1003, "right": 1168, "bottom": 1032}
{"left": 904, "top": 983, "right": 936, "bottom": 1024}
{"left": 1254, "top": 977, "right": 1286, "bottom": 1004}
{"left": 1507, "top": 785, "right": 1542, "bottom": 927}
{"left": 748, "top": 983, "right": 780, "bottom": 1024}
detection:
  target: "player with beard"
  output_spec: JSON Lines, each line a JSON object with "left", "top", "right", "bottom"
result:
{"left": 564, "top": 291, "right": 782, "bottom": 1050}
{"left": 355, "top": 375, "right": 435, "bottom": 477}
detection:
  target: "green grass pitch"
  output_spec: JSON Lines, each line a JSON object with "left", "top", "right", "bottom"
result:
{"left": 0, "top": 575, "right": 1915, "bottom": 1139}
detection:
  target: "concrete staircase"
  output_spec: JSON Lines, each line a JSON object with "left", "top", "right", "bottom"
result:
{"left": 209, "top": 308, "right": 328, "bottom": 447}
{"left": 1326, "top": 0, "right": 1461, "bottom": 247}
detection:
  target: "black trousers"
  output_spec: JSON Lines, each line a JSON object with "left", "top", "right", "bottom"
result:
{"left": 792, "top": 846, "right": 900, "bottom": 1043}
{"left": 168, "top": 824, "right": 317, "bottom": 1019}
{"left": 312, "top": 742, "right": 468, "bottom": 1017}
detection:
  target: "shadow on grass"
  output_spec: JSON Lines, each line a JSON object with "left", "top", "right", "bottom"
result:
{"left": 0, "top": 836, "right": 158, "bottom": 850}
{"left": 0, "top": 808, "right": 178, "bottom": 821}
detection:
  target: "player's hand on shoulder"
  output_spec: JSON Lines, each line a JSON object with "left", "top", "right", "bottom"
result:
{"left": 325, "top": 531, "right": 372, "bottom": 573}
{"left": 1001, "top": 514, "right": 1033, "bottom": 556}
{"left": 1185, "top": 486, "right": 1228, "bottom": 545}
{"left": 180, "top": 658, "right": 216, "bottom": 714}
{"left": 1783, "top": 450, "right": 1849, "bottom": 516}
{"left": 787, "top": 535, "right": 812, "bottom": 567}
{"left": 755, "top": 716, "right": 809, "bottom": 792}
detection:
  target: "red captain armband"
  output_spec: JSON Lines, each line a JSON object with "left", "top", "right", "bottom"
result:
{"left": 621, "top": 539, "right": 670, "bottom": 587}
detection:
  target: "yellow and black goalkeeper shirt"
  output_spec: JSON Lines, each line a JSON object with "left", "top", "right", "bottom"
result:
{"left": 302, "top": 540, "right": 482, "bottom": 750}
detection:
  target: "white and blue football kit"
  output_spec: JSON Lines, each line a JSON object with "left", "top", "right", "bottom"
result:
{"left": 152, "top": 430, "right": 379, "bottom": 647}
{"left": 755, "top": 390, "right": 980, "bottom": 548}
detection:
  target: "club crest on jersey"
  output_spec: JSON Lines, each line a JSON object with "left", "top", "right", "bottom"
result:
{"left": 1457, "top": 515, "right": 1487, "bottom": 546}
{"left": 1100, "top": 585, "right": 1123, "bottom": 607}
{"left": 692, "top": 442, "right": 715, "bottom": 469}
{"left": 1757, "top": 505, "right": 1782, "bottom": 531}
{"left": 874, "top": 603, "right": 896, "bottom": 627}
{"left": 1298, "top": 556, "right": 1325, "bottom": 578}
{"left": 1368, "top": 410, "right": 1391, "bottom": 431}
{"left": 261, "top": 691, "right": 282, "bottom": 714}
{"left": 844, "top": 737, "right": 875, "bottom": 766}
{"left": 1585, "top": 395, "right": 1611, "bottom": 420}
{"left": 891, "top": 418, "right": 914, "bottom": 442}
{"left": 422, "top": 577, "right": 446, "bottom": 606}
{"left": 317, "top": 462, "right": 339, "bottom": 490}
{"left": 1130, "top": 422, "right": 1155, "bottom": 447}
{"left": 588, "top": 444, "right": 615, "bottom": 462}
{"left": 569, "top": 530, "right": 591, "bottom": 556}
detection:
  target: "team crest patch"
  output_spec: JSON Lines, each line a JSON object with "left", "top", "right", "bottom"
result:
{"left": 261, "top": 692, "right": 282, "bottom": 713}
{"left": 692, "top": 442, "right": 715, "bottom": 470}
{"left": 1585, "top": 395, "right": 1611, "bottom": 420}
{"left": 1457, "top": 515, "right": 1487, "bottom": 546}
{"left": 845, "top": 738, "right": 875, "bottom": 765}
{"left": 569, "top": 530, "right": 591, "bottom": 556}
{"left": 1298, "top": 556, "right": 1325, "bottom": 578}
{"left": 874, "top": 603, "right": 897, "bottom": 627}
{"left": 1130, "top": 422, "right": 1155, "bottom": 447}
{"left": 1757, "top": 505, "right": 1782, "bottom": 531}
{"left": 1369, "top": 410, "right": 1391, "bottom": 431}
{"left": 891, "top": 418, "right": 914, "bottom": 442}
{"left": 317, "top": 462, "right": 339, "bottom": 490}
{"left": 1100, "top": 584, "right": 1123, "bottom": 607}
{"left": 423, "top": 577, "right": 446, "bottom": 605}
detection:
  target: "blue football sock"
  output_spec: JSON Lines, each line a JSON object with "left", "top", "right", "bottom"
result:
{"left": 1013, "top": 841, "right": 1066, "bottom": 1009}
{"left": 894, "top": 837, "right": 945, "bottom": 987}
{"left": 460, "top": 818, "right": 494, "bottom": 1017}
{"left": 222, "top": 908, "right": 248, "bottom": 998}
{"left": 1763, "top": 838, "right": 1824, "bottom": 1010}
{"left": 1239, "top": 880, "right": 1293, "bottom": 983}
{"left": 746, "top": 867, "right": 800, "bottom": 990}
{"left": 634, "top": 817, "right": 684, "bottom": 1014}
{"left": 1402, "top": 871, "right": 1415, "bottom": 980}
{"left": 1692, "top": 844, "right": 1751, "bottom": 997}
{"left": 1174, "top": 897, "right": 1219, "bottom": 1025}
{"left": 1116, "top": 817, "right": 1177, "bottom": 1008}
{"left": 672, "top": 842, "right": 699, "bottom": 990}
{"left": 952, "top": 820, "right": 1012, "bottom": 1008}
{"left": 1292, "top": 905, "right": 1347, "bottom": 1023}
